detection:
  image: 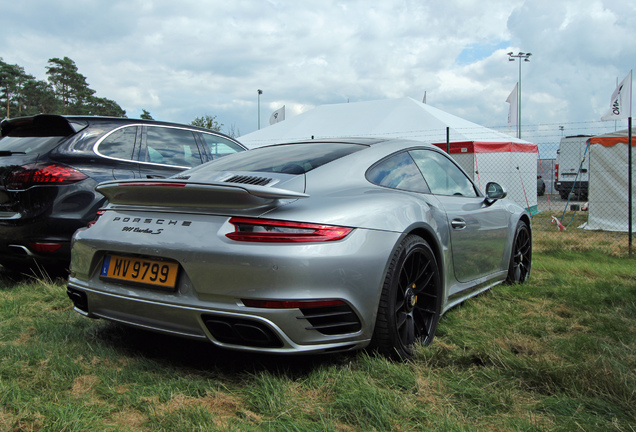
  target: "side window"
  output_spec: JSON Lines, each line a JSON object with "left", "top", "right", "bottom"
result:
{"left": 410, "top": 150, "right": 477, "bottom": 197}
{"left": 200, "top": 134, "right": 245, "bottom": 160}
{"left": 366, "top": 151, "right": 429, "bottom": 193}
{"left": 144, "top": 127, "right": 202, "bottom": 167}
{"left": 98, "top": 126, "right": 138, "bottom": 160}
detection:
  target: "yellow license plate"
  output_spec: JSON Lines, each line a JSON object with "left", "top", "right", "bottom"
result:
{"left": 100, "top": 254, "right": 179, "bottom": 289}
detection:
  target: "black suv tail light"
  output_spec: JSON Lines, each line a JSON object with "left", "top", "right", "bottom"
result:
{"left": 6, "top": 163, "right": 88, "bottom": 191}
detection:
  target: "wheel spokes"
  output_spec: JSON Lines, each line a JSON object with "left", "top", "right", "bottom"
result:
{"left": 395, "top": 249, "right": 438, "bottom": 346}
{"left": 511, "top": 227, "right": 530, "bottom": 283}
{"left": 414, "top": 270, "right": 434, "bottom": 294}
{"left": 401, "top": 252, "right": 432, "bottom": 292}
{"left": 406, "top": 316, "right": 414, "bottom": 344}
{"left": 396, "top": 313, "right": 415, "bottom": 345}
{"left": 396, "top": 310, "right": 408, "bottom": 330}
{"left": 412, "top": 307, "right": 430, "bottom": 338}
{"left": 514, "top": 263, "right": 522, "bottom": 282}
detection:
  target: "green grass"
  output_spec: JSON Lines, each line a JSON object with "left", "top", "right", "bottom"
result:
{"left": 1, "top": 228, "right": 635, "bottom": 431}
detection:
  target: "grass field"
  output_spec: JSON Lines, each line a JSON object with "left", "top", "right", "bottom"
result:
{"left": 1, "top": 211, "right": 634, "bottom": 431}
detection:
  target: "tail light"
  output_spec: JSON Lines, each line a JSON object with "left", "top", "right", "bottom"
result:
{"left": 87, "top": 210, "right": 105, "bottom": 228}
{"left": 554, "top": 164, "right": 559, "bottom": 182}
{"left": 29, "top": 242, "right": 63, "bottom": 253}
{"left": 6, "top": 163, "right": 88, "bottom": 190}
{"left": 226, "top": 217, "right": 353, "bottom": 243}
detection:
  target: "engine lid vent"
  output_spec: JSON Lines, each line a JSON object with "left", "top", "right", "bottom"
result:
{"left": 225, "top": 175, "right": 272, "bottom": 186}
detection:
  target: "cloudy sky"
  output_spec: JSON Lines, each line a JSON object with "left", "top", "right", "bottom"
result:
{"left": 1, "top": 0, "right": 634, "bottom": 155}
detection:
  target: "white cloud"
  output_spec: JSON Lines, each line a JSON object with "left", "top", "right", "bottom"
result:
{"left": 0, "top": 0, "right": 633, "bottom": 153}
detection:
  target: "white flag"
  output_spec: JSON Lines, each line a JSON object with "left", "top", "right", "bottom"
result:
{"left": 269, "top": 105, "right": 285, "bottom": 125}
{"left": 506, "top": 83, "right": 518, "bottom": 129}
{"left": 601, "top": 70, "right": 632, "bottom": 121}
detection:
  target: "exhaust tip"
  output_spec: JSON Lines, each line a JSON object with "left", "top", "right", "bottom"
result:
{"left": 67, "top": 287, "right": 89, "bottom": 313}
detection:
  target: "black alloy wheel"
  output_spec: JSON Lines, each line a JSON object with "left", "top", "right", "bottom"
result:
{"left": 505, "top": 220, "right": 532, "bottom": 284}
{"left": 371, "top": 235, "right": 442, "bottom": 360}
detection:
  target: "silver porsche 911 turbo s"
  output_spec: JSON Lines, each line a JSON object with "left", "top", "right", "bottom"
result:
{"left": 67, "top": 138, "right": 532, "bottom": 360}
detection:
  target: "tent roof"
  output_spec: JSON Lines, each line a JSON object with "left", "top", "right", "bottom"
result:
{"left": 589, "top": 128, "right": 636, "bottom": 147}
{"left": 239, "top": 97, "right": 533, "bottom": 148}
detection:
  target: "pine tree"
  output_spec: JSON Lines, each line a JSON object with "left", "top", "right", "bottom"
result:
{"left": 46, "top": 57, "right": 95, "bottom": 114}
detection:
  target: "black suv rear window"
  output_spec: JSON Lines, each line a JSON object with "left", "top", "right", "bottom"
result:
{"left": 196, "top": 142, "right": 365, "bottom": 174}
{"left": 0, "top": 135, "right": 66, "bottom": 154}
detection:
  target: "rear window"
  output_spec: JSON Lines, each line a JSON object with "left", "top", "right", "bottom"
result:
{"left": 0, "top": 135, "right": 66, "bottom": 154}
{"left": 197, "top": 142, "right": 365, "bottom": 174}
{"left": 366, "top": 151, "right": 430, "bottom": 193}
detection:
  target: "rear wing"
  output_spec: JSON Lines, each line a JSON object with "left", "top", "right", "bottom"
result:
{"left": 1, "top": 114, "right": 88, "bottom": 137}
{"left": 96, "top": 179, "right": 308, "bottom": 210}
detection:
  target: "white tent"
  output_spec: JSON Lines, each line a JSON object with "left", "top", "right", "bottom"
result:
{"left": 585, "top": 129, "right": 635, "bottom": 232}
{"left": 239, "top": 97, "right": 538, "bottom": 212}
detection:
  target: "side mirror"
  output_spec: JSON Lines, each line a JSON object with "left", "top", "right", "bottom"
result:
{"left": 485, "top": 182, "right": 507, "bottom": 202}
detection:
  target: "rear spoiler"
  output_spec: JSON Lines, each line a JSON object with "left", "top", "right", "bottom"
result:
{"left": 1, "top": 114, "right": 88, "bottom": 137}
{"left": 96, "top": 179, "right": 308, "bottom": 210}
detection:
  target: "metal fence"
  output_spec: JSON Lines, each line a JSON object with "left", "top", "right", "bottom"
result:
{"left": 496, "top": 143, "right": 635, "bottom": 256}
{"left": 442, "top": 143, "right": 632, "bottom": 256}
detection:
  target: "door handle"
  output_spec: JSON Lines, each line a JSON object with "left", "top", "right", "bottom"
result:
{"left": 451, "top": 219, "right": 467, "bottom": 230}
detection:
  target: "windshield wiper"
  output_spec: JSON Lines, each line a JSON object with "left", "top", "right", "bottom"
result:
{"left": 0, "top": 151, "right": 27, "bottom": 156}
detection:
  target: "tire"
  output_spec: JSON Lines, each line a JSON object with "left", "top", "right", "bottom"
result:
{"left": 370, "top": 235, "right": 442, "bottom": 360}
{"left": 505, "top": 220, "right": 532, "bottom": 284}
{"left": 538, "top": 182, "right": 545, "bottom": 196}
{"left": 559, "top": 191, "right": 569, "bottom": 200}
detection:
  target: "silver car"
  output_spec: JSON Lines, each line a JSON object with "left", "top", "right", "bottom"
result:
{"left": 67, "top": 138, "right": 532, "bottom": 360}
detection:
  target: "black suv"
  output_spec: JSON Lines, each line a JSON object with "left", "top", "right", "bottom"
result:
{"left": 0, "top": 114, "right": 246, "bottom": 275}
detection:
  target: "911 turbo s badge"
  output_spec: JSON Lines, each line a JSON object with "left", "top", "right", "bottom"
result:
{"left": 112, "top": 216, "right": 193, "bottom": 235}
{"left": 121, "top": 226, "right": 164, "bottom": 235}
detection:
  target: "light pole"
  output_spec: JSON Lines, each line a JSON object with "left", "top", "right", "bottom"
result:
{"left": 257, "top": 89, "right": 263, "bottom": 129}
{"left": 507, "top": 51, "right": 532, "bottom": 139}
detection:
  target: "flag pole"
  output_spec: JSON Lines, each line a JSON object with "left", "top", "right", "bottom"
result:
{"left": 628, "top": 115, "right": 632, "bottom": 255}
{"left": 628, "top": 70, "right": 633, "bottom": 255}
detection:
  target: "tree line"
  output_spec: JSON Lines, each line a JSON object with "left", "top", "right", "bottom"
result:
{"left": 0, "top": 57, "right": 240, "bottom": 136}
{"left": 0, "top": 56, "right": 126, "bottom": 118}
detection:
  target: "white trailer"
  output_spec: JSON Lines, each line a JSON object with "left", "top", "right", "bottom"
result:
{"left": 554, "top": 135, "right": 592, "bottom": 200}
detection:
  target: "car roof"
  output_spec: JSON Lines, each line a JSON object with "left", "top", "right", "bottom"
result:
{"left": 0, "top": 114, "right": 237, "bottom": 141}
{"left": 258, "top": 136, "right": 442, "bottom": 149}
{"left": 259, "top": 137, "right": 440, "bottom": 152}
{"left": 268, "top": 137, "right": 390, "bottom": 146}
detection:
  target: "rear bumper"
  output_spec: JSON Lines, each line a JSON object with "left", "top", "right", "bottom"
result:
{"left": 67, "top": 280, "right": 371, "bottom": 355}
{"left": 0, "top": 218, "right": 77, "bottom": 269}
{"left": 67, "top": 225, "right": 402, "bottom": 354}
{"left": 0, "top": 179, "right": 103, "bottom": 269}
{"left": 554, "top": 181, "right": 588, "bottom": 194}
